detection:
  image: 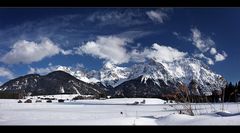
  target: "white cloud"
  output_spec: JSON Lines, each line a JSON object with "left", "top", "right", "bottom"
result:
{"left": 215, "top": 51, "right": 227, "bottom": 62}
{"left": 207, "top": 59, "right": 214, "bottom": 65}
{"left": 75, "top": 63, "right": 85, "bottom": 69}
{"left": 210, "top": 47, "right": 217, "bottom": 55}
{"left": 147, "top": 43, "right": 187, "bottom": 62}
{"left": 28, "top": 63, "right": 85, "bottom": 75}
{"left": 146, "top": 10, "right": 168, "bottom": 23}
{"left": 193, "top": 53, "right": 214, "bottom": 65}
{"left": 87, "top": 10, "right": 146, "bottom": 27}
{"left": 28, "top": 65, "right": 59, "bottom": 75}
{"left": 175, "top": 28, "right": 228, "bottom": 64}
{"left": 116, "top": 30, "right": 152, "bottom": 40}
{"left": 77, "top": 36, "right": 131, "bottom": 64}
{"left": 130, "top": 49, "right": 147, "bottom": 63}
{"left": 60, "top": 49, "right": 73, "bottom": 55}
{"left": 173, "top": 31, "right": 191, "bottom": 41}
{"left": 190, "top": 28, "right": 215, "bottom": 53}
{"left": 0, "top": 67, "right": 14, "bottom": 79}
{"left": 1, "top": 38, "right": 61, "bottom": 64}
{"left": 173, "top": 31, "right": 179, "bottom": 37}
{"left": 131, "top": 43, "right": 187, "bottom": 63}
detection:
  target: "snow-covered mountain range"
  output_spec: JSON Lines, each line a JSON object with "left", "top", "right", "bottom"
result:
{"left": 0, "top": 57, "right": 227, "bottom": 97}
{"left": 54, "top": 58, "right": 227, "bottom": 96}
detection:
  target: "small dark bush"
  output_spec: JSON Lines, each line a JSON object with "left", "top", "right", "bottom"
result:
{"left": 58, "top": 99, "right": 64, "bottom": 103}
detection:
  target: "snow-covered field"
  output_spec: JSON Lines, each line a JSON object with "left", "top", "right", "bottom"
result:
{"left": 1, "top": 95, "right": 240, "bottom": 125}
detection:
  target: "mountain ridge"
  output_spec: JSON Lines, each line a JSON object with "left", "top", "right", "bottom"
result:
{"left": 0, "top": 58, "right": 227, "bottom": 98}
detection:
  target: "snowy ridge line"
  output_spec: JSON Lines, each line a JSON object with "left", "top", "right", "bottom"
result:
{"left": 56, "top": 58, "right": 226, "bottom": 94}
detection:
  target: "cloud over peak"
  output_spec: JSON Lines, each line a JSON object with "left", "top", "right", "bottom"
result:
{"left": 76, "top": 36, "right": 131, "bottom": 64}
{"left": 131, "top": 43, "right": 188, "bottom": 63}
{"left": 147, "top": 43, "right": 187, "bottom": 62}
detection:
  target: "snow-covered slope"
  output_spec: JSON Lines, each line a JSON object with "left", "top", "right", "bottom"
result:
{"left": 56, "top": 62, "right": 131, "bottom": 88}
{"left": 128, "top": 59, "right": 173, "bottom": 86}
{"left": 100, "top": 62, "right": 130, "bottom": 87}
{"left": 57, "top": 66, "right": 100, "bottom": 83}
{"left": 159, "top": 58, "right": 227, "bottom": 95}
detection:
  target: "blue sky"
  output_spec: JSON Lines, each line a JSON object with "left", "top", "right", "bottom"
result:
{"left": 0, "top": 8, "right": 239, "bottom": 84}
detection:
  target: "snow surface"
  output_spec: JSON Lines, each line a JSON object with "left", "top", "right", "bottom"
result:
{"left": 1, "top": 96, "right": 240, "bottom": 125}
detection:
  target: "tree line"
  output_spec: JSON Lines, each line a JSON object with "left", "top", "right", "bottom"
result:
{"left": 224, "top": 81, "right": 240, "bottom": 102}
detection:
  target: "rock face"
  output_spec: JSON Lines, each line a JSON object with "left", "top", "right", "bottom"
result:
{"left": 113, "top": 76, "right": 177, "bottom": 98}
{"left": 0, "top": 71, "right": 106, "bottom": 96}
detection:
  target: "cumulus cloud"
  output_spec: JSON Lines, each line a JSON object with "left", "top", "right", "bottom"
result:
{"left": 1, "top": 38, "right": 61, "bottom": 64}
{"left": 146, "top": 43, "right": 187, "bottom": 62}
{"left": 146, "top": 10, "right": 168, "bottom": 23}
{"left": 0, "top": 67, "right": 14, "bottom": 79}
{"left": 77, "top": 36, "right": 131, "bottom": 64}
{"left": 77, "top": 38, "right": 187, "bottom": 64}
{"left": 190, "top": 28, "right": 215, "bottom": 53}
{"left": 210, "top": 47, "right": 217, "bottom": 55}
{"left": 215, "top": 51, "right": 227, "bottom": 62}
{"left": 193, "top": 53, "right": 214, "bottom": 65}
{"left": 131, "top": 43, "right": 187, "bottom": 63}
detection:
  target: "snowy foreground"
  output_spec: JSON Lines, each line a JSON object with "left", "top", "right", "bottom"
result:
{"left": 1, "top": 95, "right": 240, "bottom": 125}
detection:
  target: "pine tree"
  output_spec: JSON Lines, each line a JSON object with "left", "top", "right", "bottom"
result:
{"left": 237, "top": 81, "right": 240, "bottom": 93}
{"left": 225, "top": 82, "right": 235, "bottom": 102}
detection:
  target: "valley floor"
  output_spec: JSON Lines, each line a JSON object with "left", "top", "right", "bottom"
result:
{"left": 1, "top": 96, "right": 240, "bottom": 125}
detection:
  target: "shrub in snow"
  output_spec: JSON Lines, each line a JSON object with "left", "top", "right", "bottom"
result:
{"left": 58, "top": 99, "right": 64, "bottom": 103}
{"left": 46, "top": 100, "right": 52, "bottom": 103}
{"left": 174, "top": 84, "right": 194, "bottom": 116}
{"left": 24, "top": 99, "right": 32, "bottom": 103}
{"left": 35, "top": 100, "right": 42, "bottom": 103}
{"left": 140, "top": 99, "right": 146, "bottom": 104}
